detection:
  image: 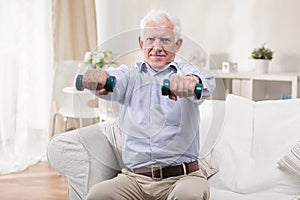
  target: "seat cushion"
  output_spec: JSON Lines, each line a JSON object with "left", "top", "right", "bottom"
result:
{"left": 208, "top": 95, "right": 254, "bottom": 191}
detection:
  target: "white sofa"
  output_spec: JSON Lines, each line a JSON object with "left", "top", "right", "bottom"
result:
{"left": 47, "top": 94, "right": 300, "bottom": 200}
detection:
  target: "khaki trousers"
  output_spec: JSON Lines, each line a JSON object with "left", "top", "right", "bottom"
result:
{"left": 86, "top": 169, "right": 210, "bottom": 200}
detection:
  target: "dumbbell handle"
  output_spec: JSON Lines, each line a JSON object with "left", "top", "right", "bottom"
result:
{"left": 161, "top": 79, "right": 203, "bottom": 99}
{"left": 75, "top": 74, "right": 116, "bottom": 92}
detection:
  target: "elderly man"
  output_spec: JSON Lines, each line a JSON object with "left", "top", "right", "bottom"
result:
{"left": 84, "top": 9, "right": 215, "bottom": 200}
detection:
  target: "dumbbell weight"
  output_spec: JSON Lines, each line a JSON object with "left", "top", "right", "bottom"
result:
{"left": 161, "top": 79, "right": 202, "bottom": 100}
{"left": 75, "top": 74, "right": 116, "bottom": 92}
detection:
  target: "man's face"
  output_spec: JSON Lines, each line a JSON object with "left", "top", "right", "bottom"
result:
{"left": 138, "top": 19, "right": 182, "bottom": 71}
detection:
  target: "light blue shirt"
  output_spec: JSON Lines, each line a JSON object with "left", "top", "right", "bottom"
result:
{"left": 100, "top": 61, "right": 215, "bottom": 170}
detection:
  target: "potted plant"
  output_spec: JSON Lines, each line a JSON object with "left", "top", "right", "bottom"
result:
{"left": 83, "top": 49, "right": 117, "bottom": 69}
{"left": 250, "top": 43, "right": 274, "bottom": 74}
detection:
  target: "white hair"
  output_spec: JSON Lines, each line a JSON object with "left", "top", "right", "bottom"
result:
{"left": 139, "top": 10, "right": 182, "bottom": 41}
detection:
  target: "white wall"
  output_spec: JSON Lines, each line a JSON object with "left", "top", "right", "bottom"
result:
{"left": 95, "top": 0, "right": 300, "bottom": 72}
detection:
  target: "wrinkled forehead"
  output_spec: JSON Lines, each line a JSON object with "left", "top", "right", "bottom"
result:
{"left": 142, "top": 27, "right": 175, "bottom": 39}
{"left": 146, "top": 19, "right": 174, "bottom": 30}
{"left": 142, "top": 19, "right": 175, "bottom": 37}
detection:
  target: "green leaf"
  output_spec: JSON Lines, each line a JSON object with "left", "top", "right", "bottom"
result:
{"left": 250, "top": 43, "right": 274, "bottom": 60}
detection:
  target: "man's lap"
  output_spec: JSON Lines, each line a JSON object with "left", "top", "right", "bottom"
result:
{"left": 86, "top": 169, "right": 209, "bottom": 200}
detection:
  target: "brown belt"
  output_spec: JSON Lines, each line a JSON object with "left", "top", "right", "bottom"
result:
{"left": 133, "top": 160, "right": 199, "bottom": 180}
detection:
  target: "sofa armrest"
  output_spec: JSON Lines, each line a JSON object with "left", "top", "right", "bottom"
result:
{"left": 47, "top": 121, "right": 121, "bottom": 200}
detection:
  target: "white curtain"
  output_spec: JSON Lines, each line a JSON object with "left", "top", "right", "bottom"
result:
{"left": 0, "top": 0, "right": 54, "bottom": 174}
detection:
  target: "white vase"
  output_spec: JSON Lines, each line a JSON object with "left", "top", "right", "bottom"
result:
{"left": 252, "top": 59, "right": 270, "bottom": 74}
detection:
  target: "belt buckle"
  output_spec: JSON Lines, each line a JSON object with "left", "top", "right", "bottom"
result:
{"left": 151, "top": 164, "right": 163, "bottom": 181}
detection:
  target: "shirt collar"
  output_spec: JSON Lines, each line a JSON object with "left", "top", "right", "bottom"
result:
{"left": 139, "top": 61, "right": 178, "bottom": 73}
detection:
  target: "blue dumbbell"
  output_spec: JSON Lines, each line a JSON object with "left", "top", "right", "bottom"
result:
{"left": 75, "top": 74, "right": 116, "bottom": 92}
{"left": 161, "top": 79, "right": 202, "bottom": 99}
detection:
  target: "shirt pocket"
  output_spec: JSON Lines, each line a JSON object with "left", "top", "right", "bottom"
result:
{"left": 163, "top": 99, "right": 182, "bottom": 126}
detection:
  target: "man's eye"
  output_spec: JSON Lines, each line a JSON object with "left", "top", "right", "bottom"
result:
{"left": 161, "top": 38, "right": 171, "bottom": 44}
{"left": 146, "top": 38, "right": 155, "bottom": 42}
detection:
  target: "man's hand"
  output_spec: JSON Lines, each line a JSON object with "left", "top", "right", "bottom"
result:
{"left": 82, "top": 69, "right": 109, "bottom": 95}
{"left": 169, "top": 75, "right": 199, "bottom": 101}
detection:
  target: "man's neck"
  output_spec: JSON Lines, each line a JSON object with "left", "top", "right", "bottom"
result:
{"left": 146, "top": 62, "right": 173, "bottom": 72}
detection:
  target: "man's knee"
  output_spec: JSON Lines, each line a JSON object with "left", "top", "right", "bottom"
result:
{"left": 86, "top": 174, "right": 141, "bottom": 200}
{"left": 86, "top": 183, "right": 114, "bottom": 200}
{"left": 168, "top": 187, "right": 209, "bottom": 200}
{"left": 167, "top": 175, "right": 210, "bottom": 200}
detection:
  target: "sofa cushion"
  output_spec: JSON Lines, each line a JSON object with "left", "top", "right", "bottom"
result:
{"left": 208, "top": 94, "right": 254, "bottom": 191}
{"left": 278, "top": 141, "right": 300, "bottom": 176}
{"left": 250, "top": 99, "right": 300, "bottom": 194}
{"left": 252, "top": 99, "right": 300, "bottom": 166}
{"left": 209, "top": 95, "right": 300, "bottom": 195}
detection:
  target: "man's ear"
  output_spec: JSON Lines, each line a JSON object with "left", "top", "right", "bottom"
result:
{"left": 175, "top": 38, "right": 183, "bottom": 52}
{"left": 138, "top": 36, "right": 143, "bottom": 49}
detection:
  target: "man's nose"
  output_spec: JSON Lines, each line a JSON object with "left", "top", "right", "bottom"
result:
{"left": 153, "top": 39, "right": 163, "bottom": 50}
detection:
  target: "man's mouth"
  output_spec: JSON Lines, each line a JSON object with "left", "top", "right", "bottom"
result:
{"left": 150, "top": 54, "right": 165, "bottom": 57}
